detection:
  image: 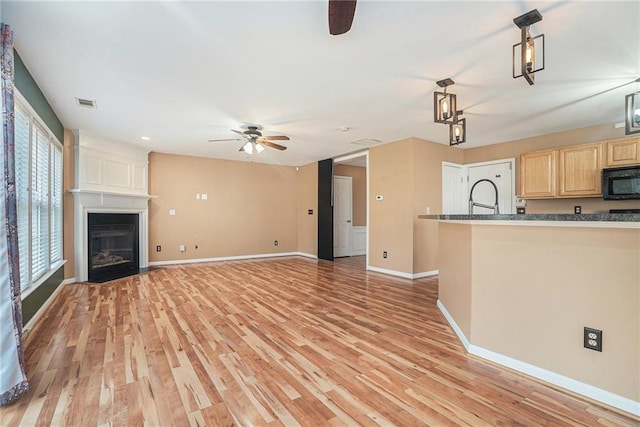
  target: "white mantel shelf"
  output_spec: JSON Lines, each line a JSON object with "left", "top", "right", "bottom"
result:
{"left": 69, "top": 188, "right": 157, "bottom": 199}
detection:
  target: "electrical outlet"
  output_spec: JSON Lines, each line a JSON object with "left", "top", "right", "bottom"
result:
{"left": 156, "top": 245, "right": 161, "bottom": 252}
{"left": 574, "top": 205, "right": 582, "bottom": 214}
{"left": 274, "top": 240, "right": 279, "bottom": 246}
{"left": 383, "top": 251, "right": 387, "bottom": 259}
{"left": 308, "top": 209, "right": 313, "bottom": 215}
{"left": 584, "top": 327, "right": 602, "bottom": 352}
{"left": 179, "top": 245, "right": 186, "bottom": 252}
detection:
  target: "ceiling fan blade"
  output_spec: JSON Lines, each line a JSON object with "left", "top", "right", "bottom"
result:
{"left": 208, "top": 138, "right": 241, "bottom": 143}
{"left": 262, "top": 135, "right": 290, "bottom": 141}
{"left": 329, "top": 0, "right": 357, "bottom": 35}
{"left": 239, "top": 145, "right": 246, "bottom": 152}
{"left": 260, "top": 140, "right": 287, "bottom": 151}
{"left": 231, "top": 129, "right": 245, "bottom": 136}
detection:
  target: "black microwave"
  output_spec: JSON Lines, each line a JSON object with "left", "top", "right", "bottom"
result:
{"left": 602, "top": 165, "right": 640, "bottom": 200}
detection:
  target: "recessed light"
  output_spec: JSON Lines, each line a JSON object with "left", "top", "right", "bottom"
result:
{"left": 141, "top": 136, "right": 151, "bottom": 141}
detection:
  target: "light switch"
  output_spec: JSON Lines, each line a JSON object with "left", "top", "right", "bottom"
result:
{"left": 196, "top": 193, "right": 201, "bottom": 199}
{"left": 202, "top": 193, "right": 208, "bottom": 200}
{"left": 169, "top": 209, "right": 176, "bottom": 216}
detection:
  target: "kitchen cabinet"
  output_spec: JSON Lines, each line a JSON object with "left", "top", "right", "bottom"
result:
{"left": 558, "top": 142, "right": 602, "bottom": 197}
{"left": 519, "top": 149, "right": 557, "bottom": 198}
{"left": 519, "top": 142, "right": 603, "bottom": 199}
{"left": 605, "top": 137, "right": 640, "bottom": 167}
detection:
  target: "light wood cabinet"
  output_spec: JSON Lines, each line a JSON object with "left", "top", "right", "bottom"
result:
{"left": 558, "top": 142, "right": 602, "bottom": 197}
{"left": 605, "top": 137, "right": 640, "bottom": 167}
{"left": 519, "top": 149, "right": 557, "bottom": 198}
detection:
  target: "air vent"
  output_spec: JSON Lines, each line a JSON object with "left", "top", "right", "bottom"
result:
{"left": 75, "top": 98, "right": 97, "bottom": 109}
{"left": 350, "top": 138, "right": 382, "bottom": 146}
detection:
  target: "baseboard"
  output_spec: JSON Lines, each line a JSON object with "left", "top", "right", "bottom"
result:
{"left": 23, "top": 278, "right": 70, "bottom": 336}
{"left": 148, "top": 252, "right": 315, "bottom": 266}
{"left": 436, "top": 299, "right": 640, "bottom": 418}
{"left": 413, "top": 270, "right": 439, "bottom": 279}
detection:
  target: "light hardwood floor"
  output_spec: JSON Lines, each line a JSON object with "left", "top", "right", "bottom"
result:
{"left": 1, "top": 257, "right": 637, "bottom": 426}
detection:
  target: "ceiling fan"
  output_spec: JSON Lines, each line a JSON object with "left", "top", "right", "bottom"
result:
{"left": 208, "top": 125, "right": 289, "bottom": 154}
{"left": 329, "top": 0, "right": 357, "bottom": 35}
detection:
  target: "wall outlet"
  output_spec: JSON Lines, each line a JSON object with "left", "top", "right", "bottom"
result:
{"left": 308, "top": 209, "right": 313, "bottom": 215}
{"left": 383, "top": 251, "right": 387, "bottom": 259}
{"left": 584, "top": 327, "right": 602, "bottom": 352}
{"left": 156, "top": 245, "right": 161, "bottom": 252}
{"left": 179, "top": 244, "right": 186, "bottom": 252}
{"left": 202, "top": 193, "right": 208, "bottom": 200}
{"left": 169, "top": 209, "right": 176, "bottom": 216}
{"left": 574, "top": 205, "right": 582, "bottom": 214}
{"left": 274, "top": 240, "right": 279, "bottom": 246}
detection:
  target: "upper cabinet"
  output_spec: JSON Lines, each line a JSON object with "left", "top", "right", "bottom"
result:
{"left": 605, "top": 137, "right": 640, "bottom": 167}
{"left": 558, "top": 143, "right": 602, "bottom": 197}
{"left": 520, "top": 149, "right": 557, "bottom": 198}
{"left": 519, "top": 142, "right": 603, "bottom": 199}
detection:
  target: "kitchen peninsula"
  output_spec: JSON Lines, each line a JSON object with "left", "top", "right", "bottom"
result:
{"left": 419, "top": 213, "right": 640, "bottom": 417}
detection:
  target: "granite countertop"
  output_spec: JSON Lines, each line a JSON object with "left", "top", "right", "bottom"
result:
{"left": 418, "top": 213, "right": 640, "bottom": 222}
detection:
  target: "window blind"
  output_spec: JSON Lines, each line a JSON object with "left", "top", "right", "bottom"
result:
{"left": 31, "top": 125, "right": 50, "bottom": 282}
{"left": 15, "top": 105, "right": 31, "bottom": 292}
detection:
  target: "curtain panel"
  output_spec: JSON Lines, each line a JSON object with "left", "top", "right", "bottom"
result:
{"left": 0, "top": 22, "right": 29, "bottom": 406}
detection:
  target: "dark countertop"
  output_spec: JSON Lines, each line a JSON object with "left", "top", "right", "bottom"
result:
{"left": 418, "top": 213, "right": 640, "bottom": 222}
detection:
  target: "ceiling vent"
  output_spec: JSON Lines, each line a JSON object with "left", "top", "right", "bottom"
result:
{"left": 350, "top": 138, "right": 382, "bottom": 146}
{"left": 75, "top": 98, "right": 97, "bottom": 109}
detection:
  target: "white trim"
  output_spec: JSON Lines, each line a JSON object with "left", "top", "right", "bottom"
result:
{"left": 366, "top": 265, "right": 414, "bottom": 279}
{"left": 148, "top": 252, "right": 312, "bottom": 266}
{"left": 333, "top": 150, "right": 369, "bottom": 163}
{"left": 437, "top": 299, "right": 640, "bottom": 417}
{"left": 413, "top": 270, "right": 439, "bottom": 279}
{"left": 62, "top": 277, "right": 76, "bottom": 285}
{"left": 22, "top": 277, "right": 69, "bottom": 335}
{"left": 437, "top": 299, "right": 470, "bottom": 351}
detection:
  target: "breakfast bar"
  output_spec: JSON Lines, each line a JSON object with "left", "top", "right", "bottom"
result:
{"left": 419, "top": 213, "right": 640, "bottom": 416}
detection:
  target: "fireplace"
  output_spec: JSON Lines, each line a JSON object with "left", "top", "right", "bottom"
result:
{"left": 88, "top": 213, "right": 139, "bottom": 283}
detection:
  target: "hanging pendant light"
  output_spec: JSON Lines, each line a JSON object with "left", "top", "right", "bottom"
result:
{"left": 626, "top": 91, "right": 640, "bottom": 135}
{"left": 513, "top": 9, "right": 545, "bottom": 85}
{"left": 434, "top": 78, "right": 457, "bottom": 124}
{"left": 449, "top": 111, "right": 466, "bottom": 146}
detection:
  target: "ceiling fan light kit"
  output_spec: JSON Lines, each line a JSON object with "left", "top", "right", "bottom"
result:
{"left": 210, "top": 125, "right": 289, "bottom": 155}
{"left": 513, "top": 9, "right": 545, "bottom": 85}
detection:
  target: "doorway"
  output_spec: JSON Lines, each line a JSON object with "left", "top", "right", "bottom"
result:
{"left": 333, "top": 152, "right": 368, "bottom": 267}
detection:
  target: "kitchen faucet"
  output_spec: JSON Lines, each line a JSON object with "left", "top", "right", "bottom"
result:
{"left": 469, "top": 179, "right": 500, "bottom": 214}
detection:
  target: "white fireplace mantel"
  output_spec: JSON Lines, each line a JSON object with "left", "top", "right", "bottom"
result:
{"left": 71, "top": 131, "right": 155, "bottom": 282}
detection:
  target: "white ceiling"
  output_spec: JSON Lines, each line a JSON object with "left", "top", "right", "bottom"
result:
{"left": 3, "top": 1, "right": 639, "bottom": 166}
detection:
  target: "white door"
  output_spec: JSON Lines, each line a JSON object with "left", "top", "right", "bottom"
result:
{"left": 442, "top": 162, "right": 467, "bottom": 214}
{"left": 333, "top": 175, "right": 352, "bottom": 257}
{"left": 468, "top": 160, "right": 515, "bottom": 214}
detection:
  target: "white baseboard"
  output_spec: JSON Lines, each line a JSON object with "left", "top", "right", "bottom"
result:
{"left": 413, "top": 270, "right": 439, "bottom": 279}
{"left": 367, "top": 266, "right": 439, "bottom": 280}
{"left": 148, "top": 252, "right": 315, "bottom": 266}
{"left": 437, "top": 299, "right": 640, "bottom": 417}
{"left": 23, "top": 278, "right": 70, "bottom": 335}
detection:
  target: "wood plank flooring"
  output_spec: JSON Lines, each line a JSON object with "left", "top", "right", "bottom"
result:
{"left": 1, "top": 256, "right": 637, "bottom": 426}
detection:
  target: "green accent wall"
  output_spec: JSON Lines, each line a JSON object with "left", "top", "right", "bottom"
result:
{"left": 13, "top": 49, "right": 66, "bottom": 326}
{"left": 22, "top": 265, "right": 64, "bottom": 326}
{"left": 14, "top": 50, "right": 64, "bottom": 142}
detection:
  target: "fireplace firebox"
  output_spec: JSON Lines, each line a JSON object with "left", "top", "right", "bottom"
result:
{"left": 88, "top": 213, "right": 139, "bottom": 283}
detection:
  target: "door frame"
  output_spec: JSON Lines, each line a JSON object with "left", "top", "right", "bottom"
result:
{"left": 333, "top": 150, "right": 369, "bottom": 269}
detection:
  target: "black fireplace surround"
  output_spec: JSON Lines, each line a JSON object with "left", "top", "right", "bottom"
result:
{"left": 88, "top": 213, "right": 139, "bottom": 283}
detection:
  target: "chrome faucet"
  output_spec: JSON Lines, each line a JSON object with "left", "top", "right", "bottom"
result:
{"left": 469, "top": 179, "right": 500, "bottom": 214}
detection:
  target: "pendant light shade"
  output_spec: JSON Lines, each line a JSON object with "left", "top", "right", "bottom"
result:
{"left": 512, "top": 9, "right": 544, "bottom": 85}
{"left": 434, "top": 78, "right": 457, "bottom": 124}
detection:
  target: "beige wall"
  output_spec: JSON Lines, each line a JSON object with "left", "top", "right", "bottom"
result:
{"left": 62, "top": 129, "right": 75, "bottom": 279}
{"left": 413, "top": 139, "right": 464, "bottom": 273}
{"left": 297, "top": 162, "right": 318, "bottom": 256}
{"left": 369, "top": 138, "right": 415, "bottom": 273}
{"left": 148, "top": 152, "right": 298, "bottom": 262}
{"left": 439, "top": 222, "right": 640, "bottom": 401}
{"left": 463, "top": 123, "right": 640, "bottom": 213}
{"left": 333, "top": 164, "right": 366, "bottom": 226}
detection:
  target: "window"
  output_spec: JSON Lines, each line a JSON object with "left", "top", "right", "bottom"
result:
{"left": 14, "top": 92, "right": 64, "bottom": 295}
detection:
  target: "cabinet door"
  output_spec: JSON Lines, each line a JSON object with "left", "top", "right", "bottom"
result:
{"left": 519, "top": 150, "right": 556, "bottom": 198}
{"left": 606, "top": 137, "right": 640, "bottom": 166}
{"left": 558, "top": 143, "right": 602, "bottom": 197}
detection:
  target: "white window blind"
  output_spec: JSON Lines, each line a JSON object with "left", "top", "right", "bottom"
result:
{"left": 15, "top": 105, "right": 31, "bottom": 292}
{"left": 14, "top": 93, "right": 64, "bottom": 295}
